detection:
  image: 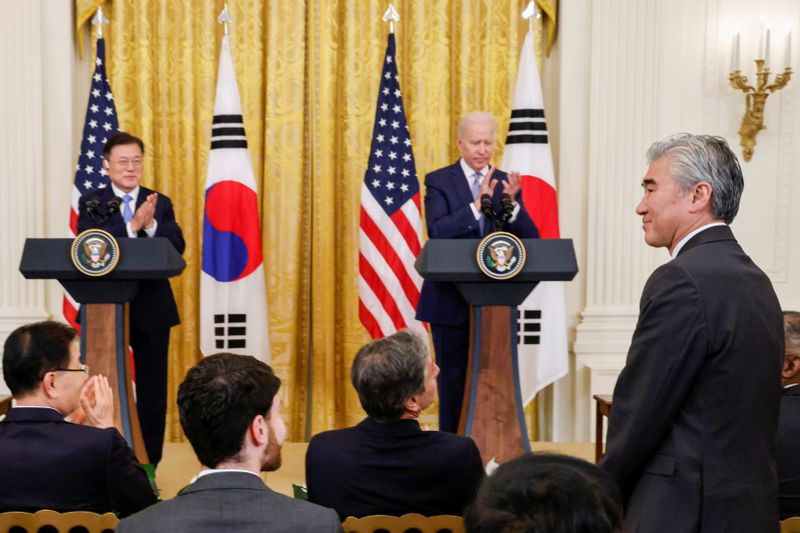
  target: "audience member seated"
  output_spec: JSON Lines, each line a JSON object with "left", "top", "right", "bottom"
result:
{"left": 464, "top": 453, "right": 623, "bottom": 533}
{"left": 116, "top": 353, "right": 340, "bottom": 532}
{"left": 0, "top": 321, "right": 156, "bottom": 516}
{"left": 306, "top": 329, "right": 485, "bottom": 520}
{"left": 778, "top": 311, "right": 800, "bottom": 519}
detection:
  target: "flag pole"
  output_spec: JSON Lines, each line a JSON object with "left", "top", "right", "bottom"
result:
{"left": 218, "top": 3, "right": 233, "bottom": 35}
{"left": 382, "top": 3, "right": 399, "bottom": 34}
{"left": 91, "top": 5, "right": 109, "bottom": 38}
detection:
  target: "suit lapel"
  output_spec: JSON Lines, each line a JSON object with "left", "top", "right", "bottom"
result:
{"left": 447, "top": 161, "right": 474, "bottom": 209}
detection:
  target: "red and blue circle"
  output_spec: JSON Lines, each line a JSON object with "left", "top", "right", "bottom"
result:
{"left": 202, "top": 180, "right": 263, "bottom": 282}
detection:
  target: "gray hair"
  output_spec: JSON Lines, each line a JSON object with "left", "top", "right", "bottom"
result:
{"left": 646, "top": 133, "right": 744, "bottom": 224}
{"left": 350, "top": 329, "right": 429, "bottom": 421}
{"left": 785, "top": 311, "right": 800, "bottom": 355}
{"left": 458, "top": 111, "right": 498, "bottom": 139}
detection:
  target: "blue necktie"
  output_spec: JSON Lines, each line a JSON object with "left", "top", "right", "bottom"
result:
{"left": 471, "top": 172, "right": 486, "bottom": 234}
{"left": 122, "top": 194, "right": 134, "bottom": 223}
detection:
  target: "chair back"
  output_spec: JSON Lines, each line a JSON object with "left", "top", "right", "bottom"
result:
{"left": 342, "top": 513, "right": 464, "bottom": 533}
{"left": 782, "top": 516, "right": 800, "bottom": 533}
{"left": 0, "top": 510, "right": 119, "bottom": 533}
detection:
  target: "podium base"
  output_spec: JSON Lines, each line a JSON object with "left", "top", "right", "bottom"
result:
{"left": 459, "top": 305, "right": 531, "bottom": 465}
{"left": 81, "top": 303, "right": 149, "bottom": 464}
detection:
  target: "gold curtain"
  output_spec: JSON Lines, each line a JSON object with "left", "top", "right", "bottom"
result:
{"left": 77, "top": 0, "right": 554, "bottom": 442}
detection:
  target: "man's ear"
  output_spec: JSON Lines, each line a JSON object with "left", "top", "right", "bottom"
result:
{"left": 249, "top": 414, "right": 268, "bottom": 447}
{"left": 403, "top": 395, "right": 421, "bottom": 416}
{"left": 783, "top": 354, "right": 800, "bottom": 380}
{"left": 689, "top": 182, "right": 713, "bottom": 213}
{"left": 40, "top": 372, "right": 58, "bottom": 399}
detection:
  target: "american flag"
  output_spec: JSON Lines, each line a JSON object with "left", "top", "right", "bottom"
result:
{"left": 358, "top": 33, "right": 425, "bottom": 339}
{"left": 64, "top": 37, "right": 119, "bottom": 328}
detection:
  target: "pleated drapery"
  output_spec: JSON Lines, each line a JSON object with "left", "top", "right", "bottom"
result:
{"left": 75, "top": 0, "right": 555, "bottom": 441}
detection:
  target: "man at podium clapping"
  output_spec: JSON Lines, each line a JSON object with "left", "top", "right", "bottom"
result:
{"left": 415, "top": 112, "right": 539, "bottom": 433}
{"left": 77, "top": 132, "right": 185, "bottom": 466}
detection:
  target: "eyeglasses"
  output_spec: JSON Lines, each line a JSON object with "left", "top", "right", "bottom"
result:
{"left": 53, "top": 364, "right": 90, "bottom": 374}
{"left": 108, "top": 158, "right": 143, "bottom": 169}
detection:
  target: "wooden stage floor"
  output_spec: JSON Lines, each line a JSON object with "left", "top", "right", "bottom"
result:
{"left": 156, "top": 441, "right": 595, "bottom": 500}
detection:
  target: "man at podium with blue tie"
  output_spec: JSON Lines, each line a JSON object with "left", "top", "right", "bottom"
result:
{"left": 77, "top": 131, "right": 185, "bottom": 466}
{"left": 415, "top": 112, "right": 539, "bottom": 433}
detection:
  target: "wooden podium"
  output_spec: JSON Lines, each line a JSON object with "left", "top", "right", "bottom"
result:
{"left": 416, "top": 238, "right": 578, "bottom": 464}
{"left": 19, "top": 238, "right": 185, "bottom": 464}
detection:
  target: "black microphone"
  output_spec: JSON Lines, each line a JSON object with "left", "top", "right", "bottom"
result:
{"left": 480, "top": 193, "right": 494, "bottom": 219}
{"left": 85, "top": 197, "right": 101, "bottom": 225}
{"left": 500, "top": 193, "right": 515, "bottom": 226}
{"left": 106, "top": 197, "right": 122, "bottom": 216}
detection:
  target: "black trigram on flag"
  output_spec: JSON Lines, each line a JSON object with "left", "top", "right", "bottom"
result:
{"left": 505, "top": 108, "right": 548, "bottom": 145}
{"left": 517, "top": 308, "right": 541, "bottom": 346}
{"left": 211, "top": 114, "right": 247, "bottom": 150}
{"left": 214, "top": 314, "right": 247, "bottom": 349}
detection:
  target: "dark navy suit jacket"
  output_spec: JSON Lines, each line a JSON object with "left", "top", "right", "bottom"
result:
{"left": 602, "top": 226, "right": 783, "bottom": 532}
{"left": 305, "top": 417, "right": 485, "bottom": 520}
{"left": 777, "top": 385, "right": 800, "bottom": 518}
{"left": 77, "top": 185, "right": 185, "bottom": 332}
{"left": 415, "top": 161, "right": 539, "bottom": 325}
{"left": 0, "top": 408, "right": 156, "bottom": 516}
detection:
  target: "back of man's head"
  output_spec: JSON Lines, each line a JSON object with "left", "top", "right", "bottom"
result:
{"left": 783, "top": 311, "right": 800, "bottom": 387}
{"left": 3, "top": 321, "right": 77, "bottom": 398}
{"left": 350, "top": 330, "right": 428, "bottom": 421}
{"left": 465, "top": 453, "right": 623, "bottom": 533}
{"left": 178, "top": 353, "right": 281, "bottom": 468}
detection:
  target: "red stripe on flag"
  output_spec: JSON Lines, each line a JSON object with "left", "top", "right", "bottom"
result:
{"left": 359, "top": 252, "right": 406, "bottom": 332}
{"left": 389, "top": 207, "right": 422, "bottom": 256}
{"left": 69, "top": 208, "right": 78, "bottom": 234}
{"left": 361, "top": 207, "right": 420, "bottom": 306}
{"left": 63, "top": 298, "right": 79, "bottom": 330}
{"left": 358, "top": 299, "right": 384, "bottom": 339}
{"left": 521, "top": 175, "right": 560, "bottom": 239}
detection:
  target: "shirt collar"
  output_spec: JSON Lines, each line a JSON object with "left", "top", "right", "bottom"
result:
{"left": 190, "top": 468, "right": 262, "bottom": 484}
{"left": 110, "top": 183, "right": 140, "bottom": 202}
{"left": 671, "top": 222, "right": 727, "bottom": 259}
{"left": 459, "top": 158, "right": 490, "bottom": 181}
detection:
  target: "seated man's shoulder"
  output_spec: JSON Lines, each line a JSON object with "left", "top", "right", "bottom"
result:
{"left": 269, "top": 489, "right": 341, "bottom": 520}
{"left": 308, "top": 426, "right": 358, "bottom": 448}
{"left": 117, "top": 488, "right": 340, "bottom": 532}
{"left": 425, "top": 428, "right": 478, "bottom": 447}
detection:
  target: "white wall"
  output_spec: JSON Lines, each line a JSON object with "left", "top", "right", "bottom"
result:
{"left": 0, "top": 0, "right": 87, "bottom": 394}
{"left": 556, "top": 0, "right": 800, "bottom": 440}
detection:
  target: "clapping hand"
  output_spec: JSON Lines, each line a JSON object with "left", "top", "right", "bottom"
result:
{"left": 80, "top": 375, "right": 115, "bottom": 429}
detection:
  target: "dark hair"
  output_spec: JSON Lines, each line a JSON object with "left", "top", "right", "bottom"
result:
{"left": 785, "top": 311, "right": 800, "bottom": 355}
{"left": 102, "top": 131, "right": 145, "bottom": 158}
{"left": 2, "top": 321, "right": 78, "bottom": 396}
{"left": 177, "top": 353, "right": 281, "bottom": 468}
{"left": 350, "top": 330, "right": 429, "bottom": 421}
{"left": 646, "top": 133, "right": 743, "bottom": 224}
{"left": 464, "top": 453, "right": 624, "bottom": 533}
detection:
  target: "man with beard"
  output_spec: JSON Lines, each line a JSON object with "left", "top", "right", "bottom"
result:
{"left": 116, "top": 353, "right": 340, "bottom": 532}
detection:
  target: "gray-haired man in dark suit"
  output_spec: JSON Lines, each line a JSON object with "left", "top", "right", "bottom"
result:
{"left": 601, "top": 134, "right": 783, "bottom": 533}
{"left": 117, "top": 353, "right": 341, "bottom": 532}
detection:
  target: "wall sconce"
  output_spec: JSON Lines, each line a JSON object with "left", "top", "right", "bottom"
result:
{"left": 728, "top": 27, "right": 792, "bottom": 162}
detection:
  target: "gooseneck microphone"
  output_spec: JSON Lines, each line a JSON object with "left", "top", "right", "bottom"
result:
{"left": 480, "top": 193, "right": 494, "bottom": 220}
{"left": 106, "top": 197, "right": 122, "bottom": 216}
{"left": 84, "top": 196, "right": 122, "bottom": 227}
{"left": 499, "top": 193, "right": 514, "bottom": 226}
